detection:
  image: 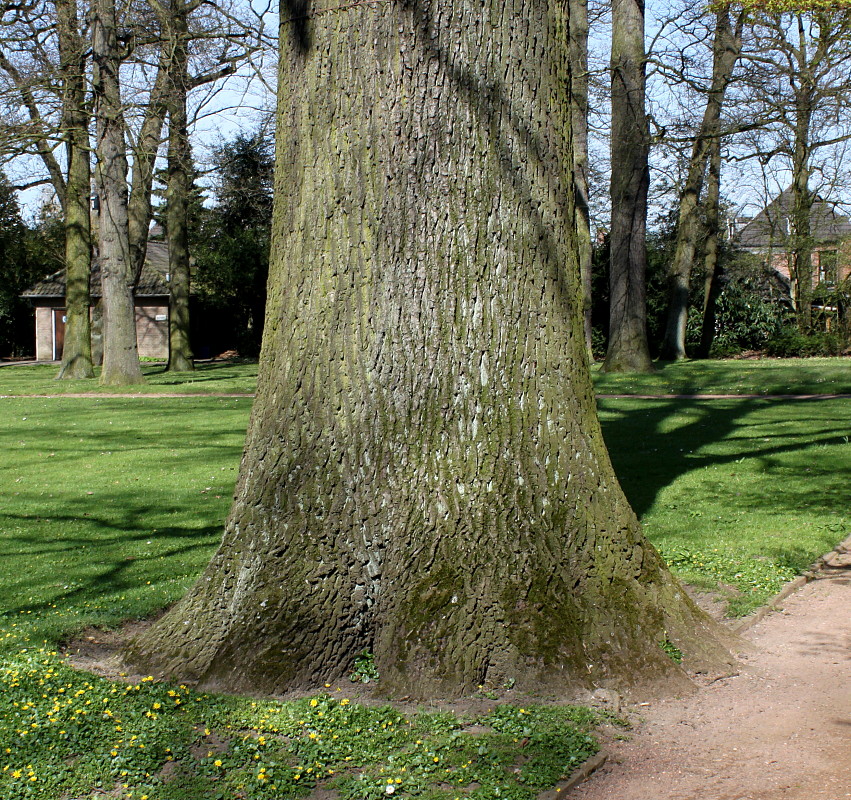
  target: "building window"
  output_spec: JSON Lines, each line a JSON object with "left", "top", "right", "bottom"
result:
{"left": 818, "top": 250, "right": 838, "bottom": 285}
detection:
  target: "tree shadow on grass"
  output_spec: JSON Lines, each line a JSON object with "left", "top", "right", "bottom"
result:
{"left": 597, "top": 396, "right": 851, "bottom": 561}
{"left": 0, "top": 493, "right": 223, "bottom": 634}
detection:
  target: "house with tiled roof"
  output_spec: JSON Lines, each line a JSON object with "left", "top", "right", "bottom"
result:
{"left": 22, "top": 239, "right": 172, "bottom": 362}
{"left": 734, "top": 189, "right": 851, "bottom": 291}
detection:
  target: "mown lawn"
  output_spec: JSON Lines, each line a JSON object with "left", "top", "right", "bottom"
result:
{"left": 0, "top": 360, "right": 259, "bottom": 396}
{"left": 1, "top": 359, "right": 849, "bottom": 799}
{"left": 592, "top": 356, "right": 851, "bottom": 396}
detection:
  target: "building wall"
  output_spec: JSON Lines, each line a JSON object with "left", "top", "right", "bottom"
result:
{"left": 34, "top": 306, "right": 57, "bottom": 361}
{"left": 758, "top": 242, "right": 851, "bottom": 287}
{"left": 32, "top": 301, "right": 169, "bottom": 361}
{"left": 136, "top": 305, "right": 169, "bottom": 359}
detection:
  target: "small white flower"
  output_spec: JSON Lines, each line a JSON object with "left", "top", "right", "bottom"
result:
{"left": 385, "top": 785, "right": 396, "bottom": 795}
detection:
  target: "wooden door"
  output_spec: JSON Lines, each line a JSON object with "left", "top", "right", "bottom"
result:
{"left": 53, "top": 308, "right": 66, "bottom": 360}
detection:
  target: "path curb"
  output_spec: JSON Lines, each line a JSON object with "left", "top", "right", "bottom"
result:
{"left": 732, "top": 531, "right": 851, "bottom": 634}
{"left": 537, "top": 751, "right": 609, "bottom": 799}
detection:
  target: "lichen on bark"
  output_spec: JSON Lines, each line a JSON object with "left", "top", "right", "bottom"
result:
{"left": 127, "top": 0, "right": 734, "bottom": 698}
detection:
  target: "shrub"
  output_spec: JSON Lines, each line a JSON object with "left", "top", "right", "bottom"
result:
{"left": 764, "top": 326, "right": 844, "bottom": 357}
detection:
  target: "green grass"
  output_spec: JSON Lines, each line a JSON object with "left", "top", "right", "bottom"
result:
{"left": 597, "top": 396, "right": 850, "bottom": 615}
{"left": 0, "top": 395, "right": 610, "bottom": 799}
{"left": 2, "top": 363, "right": 850, "bottom": 798}
{"left": 592, "top": 356, "right": 851, "bottom": 396}
{"left": 0, "top": 360, "right": 259, "bottom": 396}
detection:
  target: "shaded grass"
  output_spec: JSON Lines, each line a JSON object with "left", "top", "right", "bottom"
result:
{"left": 597, "top": 396, "right": 850, "bottom": 614}
{"left": 592, "top": 356, "right": 851, "bottom": 396}
{"left": 0, "top": 360, "right": 259, "bottom": 396}
{"left": 1, "top": 389, "right": 849, "bottom": 798}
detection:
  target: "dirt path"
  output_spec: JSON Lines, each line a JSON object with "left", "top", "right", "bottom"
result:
{"left": 570, "top": 543, "right": 851, "bottom": 800}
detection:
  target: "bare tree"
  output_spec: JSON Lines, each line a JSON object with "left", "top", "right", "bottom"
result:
{"left": 0, "top": 0, "right": 94, "bottom": 378}
{"left": 658, "top": 7, "right": 745, "bottom": 360}
{"left": 603, "top": 0, "right": 653, "bottom": 372}
{"left": 736, "top": 9, "right": 851, "bottom": 330}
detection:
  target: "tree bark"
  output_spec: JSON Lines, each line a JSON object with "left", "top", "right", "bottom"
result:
{"left": 165, "top": 0, "right": 194, "bottom": 372}
{"left": 603, "top": 0, "right": 653, "bottom": 373}
{"left": 55, "top": 0, "right": 94, "bottom": 379}
{"left": 128, "top": 0, "right": 733, "bottom": 699}
{"left": 129, "top": 55, "right": 170, "bottom": 289}
{"left": 92, "top": 0, "right": 144, "bottom": 385}
{"left": 659, "top": 9, "right": 741, "bottom": 361}
{"left": 697, "top": 132, "right": 723, "bottom": 359}
{"left": 569, "top": 0, "right": 593, "bottom": 361}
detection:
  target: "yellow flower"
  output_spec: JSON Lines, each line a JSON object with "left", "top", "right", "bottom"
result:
{"left": 341, "top": 698, "right": 350, "bottom": 706}
{"left": 310, "top": 698, "right": 318, "bottom": 708}
{"left": 214, "top": 759, "right": 223, "bottom": 767}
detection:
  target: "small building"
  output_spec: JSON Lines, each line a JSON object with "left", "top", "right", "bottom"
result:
{"left": 735, "top": 189, "right": 851, "bottom": 290}
{"left": 22, "top": 240, "right": 171, "bottom": 362}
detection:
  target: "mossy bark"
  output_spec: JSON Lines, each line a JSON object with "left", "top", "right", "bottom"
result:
{"left": 569, "top": 0, "right": 593, "bottom": 361}
{"left": 128, "top": 0, "right": 734, "bottom": 698}
{"left": 603, "top": 0, "right": 653, "bottom": 374}
{"left": 165, "top": 0, "right": 194, "bottom": 373}
{"left": 92, "top": 0, "right": 144, "bottom": 386}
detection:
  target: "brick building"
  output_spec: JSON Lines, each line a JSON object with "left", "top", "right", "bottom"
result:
{"left": 22, "top": 240, "right": 171, "bottom": 362}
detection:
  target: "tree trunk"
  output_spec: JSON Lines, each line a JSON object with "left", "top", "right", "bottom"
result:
{"left": 165, "top": 1, "right": 194, "bottom": 372}
{"left": 55, "top": 0, "right": 94, "bottom": 380}
{"left": 697, "top": 133, "right": 723, "bottom": 359}
{"left": 128, "top": 0, "right": 733, "bottom": 699}
{"left": 659, "top": 9, "right": 741, "bottom": 361}
{"left": 570, "top": 0, "right": 593, "bottom": 361}
{"left": 129, "top": 55, "right": 170, "bottom": 288}
{"left": 603, "top": 0, "right": 653, "bottom": 373}
{"left": 92, "top": 0, "right": 144, "bottom": 385}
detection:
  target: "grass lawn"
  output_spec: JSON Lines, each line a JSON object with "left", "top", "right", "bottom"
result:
{"left": 0, "top": 360, "right": 259, "bottom": 396}
{"left": 0, "top": 396, "right": 607, "bottom": 800}
{"left": 592, "top": 356, "right": 851, "bottom": 396}
{"left": 1, "top": 359, "right": 849, "bottom": 799}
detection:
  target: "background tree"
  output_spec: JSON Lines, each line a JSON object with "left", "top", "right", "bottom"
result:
{"left": 736, "top": 9, "right": 851, "bottom": 331}
{"left": 0, "top": 0, "right": 94, "bottom": 378}
{"left": 193, "top": 127, "right": 273, "bottom": 356}
{"left": 92, "top": 0, "right": 145, "bottom": 385}
{"left": 603, "top": 0, "right": 654, "bottom": 372}
{"left": 129, "top": 0, "right": 732, "bottom": 697}
{"left": 658, "top": 7, "right": 745, "bottom": 360}
{"left": 0, "top": 174, "right": 50, "bottom": 357}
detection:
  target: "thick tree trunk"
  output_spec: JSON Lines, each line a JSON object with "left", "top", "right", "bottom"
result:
{"left": 603, "top": 0, "right": 653, "bottom": 373}
{"left": 697, "top": 134, "right": 723, "bottom": 359}
{"left": 55, "top": 0, "right": 93, "bottom": 380}
{"left": 128, "top": 0, "right": 733, "bottom": 699}
{"left": 659, "top": 9, "right": 741, "bottom": 361}
{"left": 570, "top": 0, "right": 593, "bottom": 361}
{"left": 92, "top": 0, "right": 144, "bottom": 385}
{"left": 165, "top": 5, "right": 194, "bottom": 373}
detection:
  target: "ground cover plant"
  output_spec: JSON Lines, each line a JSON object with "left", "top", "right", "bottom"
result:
{"left": 1, "top": 363, "right": 849, "bottom": 797}
{"left": 0, "top": 396, "right": 610, "bottom": 799}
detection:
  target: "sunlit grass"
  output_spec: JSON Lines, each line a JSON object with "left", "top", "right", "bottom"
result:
{"left": 0, "top": 360, "right": 258, "bottom": 396}
{"left": 592, "top": 356, "right": 851, "bottom": 396}
{"left": 2, "top": 369, "right": 849, "bottom": 798}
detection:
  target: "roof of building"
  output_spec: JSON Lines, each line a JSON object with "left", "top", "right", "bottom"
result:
{"left": 737, "top": 189, "right": 851, "bottom": 250}
{"left": 22, "top": 241, "right": 170, "bottom": 300}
